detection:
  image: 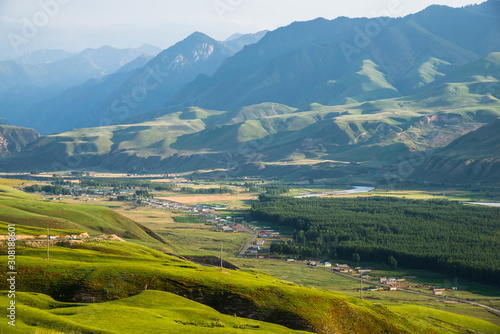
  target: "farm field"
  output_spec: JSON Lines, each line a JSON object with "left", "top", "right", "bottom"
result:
{"left": 2, "top": 177, "right": 499, "bottom": 332}
{"left": 112, "top": 198, "right": 500, "bottom": 328}
{"left": 2, "top": 237, "right": 463, "bottom": 334}
{"left": 117, "top": 207, "right": 251, "bottom": 257}
{"left": 252, "top": 195, "right": 500, "bottom": 286}
{"left": 231, "top": 258, "right": 500, "bottom": 327}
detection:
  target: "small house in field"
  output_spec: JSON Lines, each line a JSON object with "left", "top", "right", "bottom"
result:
{"left": 336, "top": 264, "right": 349, "bottom": 268}
{"left": 433, "top": 287, "right": 446, "bottom": 295}
{"left": 379, "top": 277, "right": 387, "bottom": 283}
{"left": 323, "top": 262, "right": 332, "bottom": 267}
{"left": 389, "top": 286, "right": 397, "bottom": 291}
{"left": 366, "top": 287, "right": 378, "bottom": 291}
{"left": 286, "top": 258, "right": 295, "bottom": 262}
{"left": 256, "top": 241, "right": 265, "bottom": 246}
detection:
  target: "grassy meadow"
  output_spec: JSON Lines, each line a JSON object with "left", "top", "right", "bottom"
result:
{"left": 0, "top": 179, "right": 499, "bottom": 333}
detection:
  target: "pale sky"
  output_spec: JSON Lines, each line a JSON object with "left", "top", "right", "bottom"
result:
{"left": 0, "top": 0, "right": 483, "bottom": 58}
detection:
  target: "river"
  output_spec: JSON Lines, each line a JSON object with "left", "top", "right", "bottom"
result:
{"left": 294, "top": 186, "right": 375, "bottom": 198}
{"left": 463, "top": 202, "right": 500, "bottom": 208}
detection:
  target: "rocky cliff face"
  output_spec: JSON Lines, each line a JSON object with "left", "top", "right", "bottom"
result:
{"left": 0, "top": 125, "right": 40, "bottom": 156}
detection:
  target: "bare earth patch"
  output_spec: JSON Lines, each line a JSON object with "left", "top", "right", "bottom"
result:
{"left": 159, "top": 194, "right": 256, "bottom": 204}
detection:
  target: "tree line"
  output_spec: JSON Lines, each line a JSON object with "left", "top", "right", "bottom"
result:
{"left": 252, "top": 195, "right": 500, "bottom": 286}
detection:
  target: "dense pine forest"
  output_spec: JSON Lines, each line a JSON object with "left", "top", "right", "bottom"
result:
{"left": 251, "top": 196, "right": 500, "bottom": 286}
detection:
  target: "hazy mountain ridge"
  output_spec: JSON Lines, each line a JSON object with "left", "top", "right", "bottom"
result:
{"left": 0, "top": 45, "right": 162, "bottom": 128}
{"left": 3, "top": 51, "right": 499, "bottom": 180}
{"left": 1, "top": 2, "right": 499, "bottom": 184}
{"left": 167, "top": 1, "right": 498, "bottom": 113}
{"left": 14, "top": 31, "right": 268, "bottom": 135}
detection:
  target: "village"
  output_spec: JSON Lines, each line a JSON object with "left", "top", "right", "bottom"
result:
{"left": 33, "top": 181, "right": 456, "bottom": 297}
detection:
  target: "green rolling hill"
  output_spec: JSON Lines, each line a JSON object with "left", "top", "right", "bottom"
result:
{"left": 0, "top": 185, "right": 170, "bottom": 248}
{"left": 2, "top": 51, "right": 499, "bottom": 184}
{"left": 1, "top": 219, "right": 498, "bottom": 333}
{"left": 0, "top": 290, "right": 306, "bottom": 334}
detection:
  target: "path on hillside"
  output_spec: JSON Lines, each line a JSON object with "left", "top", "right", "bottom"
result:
{"left": 315, "top": 266, "right": 500, "bottom": 315}
{"left": 237, "top": 224, "right": 257, "bottom": 257}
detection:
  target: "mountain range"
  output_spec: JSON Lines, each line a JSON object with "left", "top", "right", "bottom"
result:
{"left": 0, "top": 44, "right": 162, "bottom": 130}
{"left": 0, "top": 1, "right": 499, "bottom": 184}
{"left": 5, "top": 31, "right": 267, "bottom": 135}
{"left": 166, "top": 2, "right": 500, "bottom": 112}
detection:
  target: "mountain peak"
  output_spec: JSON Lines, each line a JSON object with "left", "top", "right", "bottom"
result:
{"left": 186, "top": 31, "right": 213, "bottom": 40}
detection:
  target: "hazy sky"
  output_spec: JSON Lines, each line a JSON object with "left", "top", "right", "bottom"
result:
{"left": 0, "top": 0, "right": 482, "bottom": 58}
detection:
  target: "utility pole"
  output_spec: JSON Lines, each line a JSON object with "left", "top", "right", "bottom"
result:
{"left": 360, "top": 273, "right": 363, "bottom": 300}
{"left": 46, "top": 227, "right": 50, "bottom": 260}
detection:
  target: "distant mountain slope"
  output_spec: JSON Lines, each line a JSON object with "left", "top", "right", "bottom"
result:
{"left": 19, "top": 32, "right": 267, "bottom": 135}
{"left": 95, "top": 32, "right": 236, "bottom": 124}
{"left": 166, "top": 1, "right": 499, "bottom": 114}
{"left": 18, "top": 55, "right": 155, "bottom": 135}
{"left": 13, "top": 49, "right": 74, "bottom": 65}
{"left": 0, "top": 45, "right": 161, "bottom": 127}
{"left": 224, "top": 30, "right": 269, "bottom": 53}
{"left": 0, "top": 125, "right": 40, "bottom": 157}
{"left": 415, "top": 117, "right": 500, "bottom": 183}
{"left": 3, "top": 63, "right": 499, "bottom": 175}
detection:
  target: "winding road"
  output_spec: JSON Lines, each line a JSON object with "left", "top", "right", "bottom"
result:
{"left": 237, "top": 224, "right": 257, "bottom": 257}
{"left": 314, "top": 266, "right": 500, "bottom": 315}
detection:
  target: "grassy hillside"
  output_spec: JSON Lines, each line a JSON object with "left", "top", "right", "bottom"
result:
{"left": 1, "top": 238, "right": 496, "bottom": 333}
{"left": 0, "top": 290, "right": 304, "bottom": 334}
{"left": 0, "top": 185, "right": 169, "bottom": 248}
{"left": 0, "top": 184, "right": 497, "bottom": 333}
